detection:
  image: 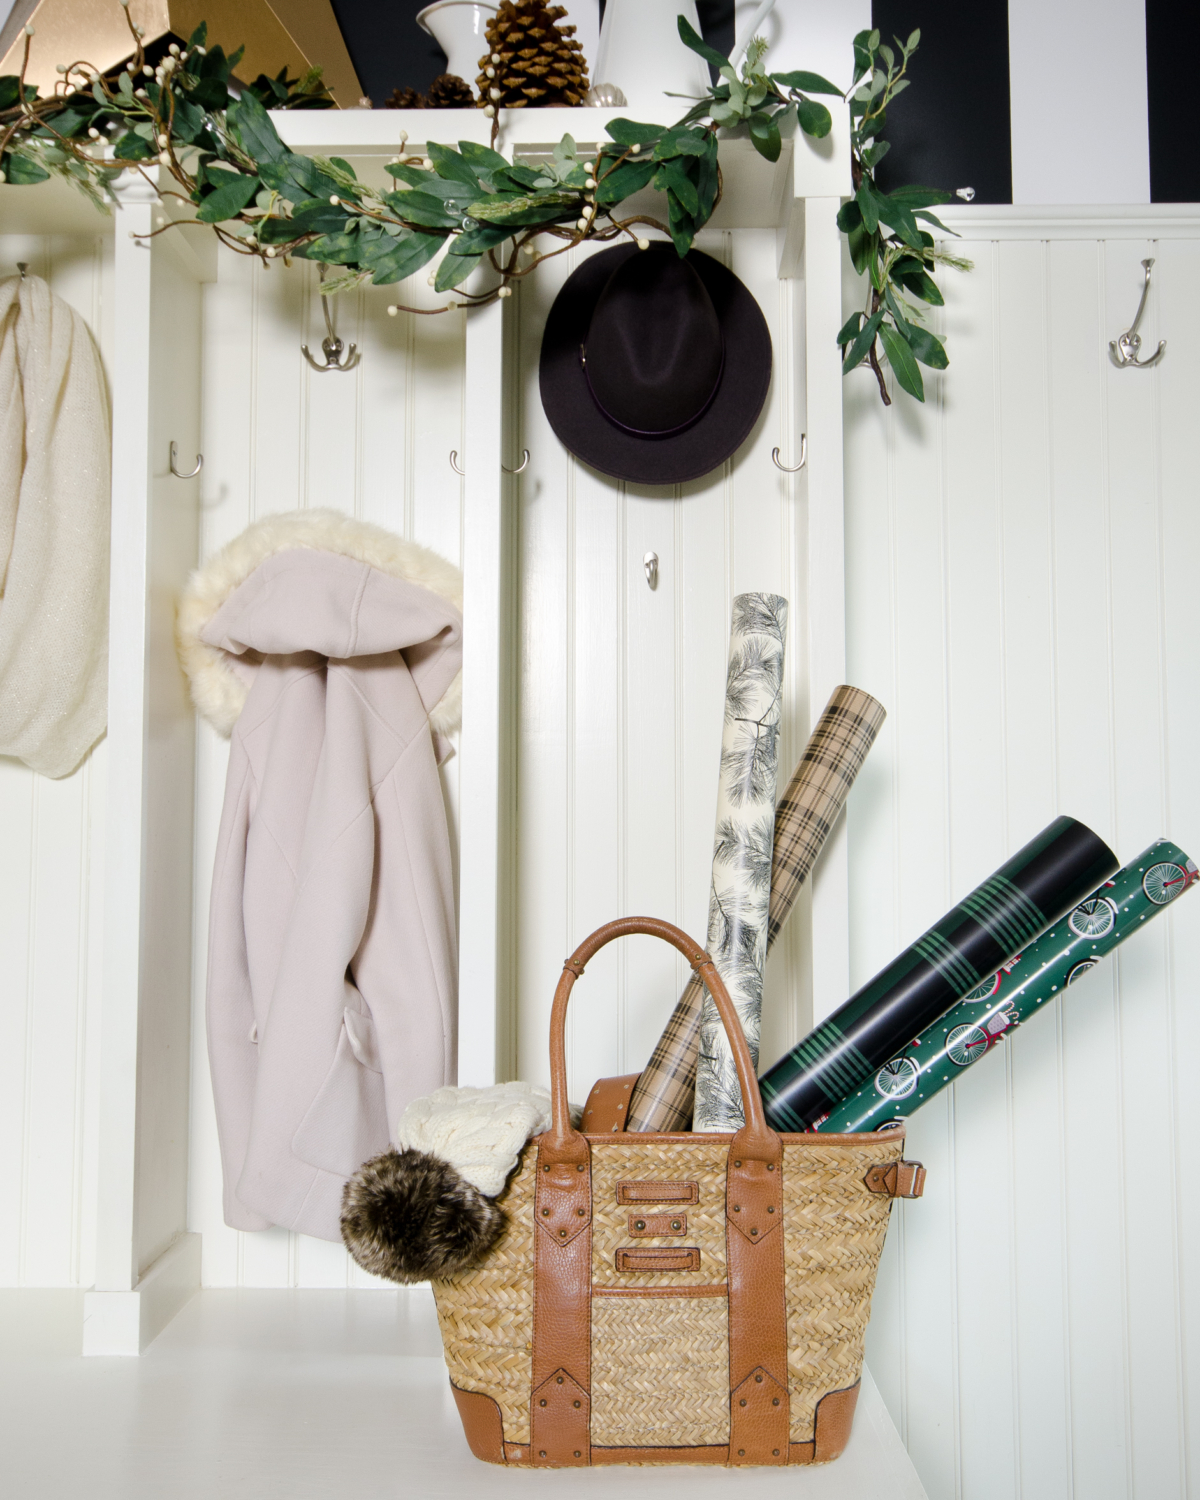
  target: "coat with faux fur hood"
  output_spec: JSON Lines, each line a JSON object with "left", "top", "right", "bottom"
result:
{"left": 178, "top": 510, "right": 463, "bottom": 1243}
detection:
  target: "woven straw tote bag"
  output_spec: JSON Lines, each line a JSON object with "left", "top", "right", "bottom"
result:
{"left": 432, "top": 916, "right": 925, "bottom": 1468}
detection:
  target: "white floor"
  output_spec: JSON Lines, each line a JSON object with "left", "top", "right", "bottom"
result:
{"left": 0, "top": 1290, "right": 929, "bottom": 1499}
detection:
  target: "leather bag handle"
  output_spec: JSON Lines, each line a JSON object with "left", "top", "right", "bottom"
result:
{"left": 546, "top": 916, "right": 779, "bottom": 1160}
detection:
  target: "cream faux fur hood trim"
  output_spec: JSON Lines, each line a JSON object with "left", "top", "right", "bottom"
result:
{"left": 177, "top": 509, "right": 463, "bottom": 738}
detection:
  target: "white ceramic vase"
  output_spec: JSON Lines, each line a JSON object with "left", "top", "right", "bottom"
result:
{"left": 417, "top": 2, "right": 497, "bottom": 90}
{"left": 592, "top": 0, "right": 711, "bottom": 117}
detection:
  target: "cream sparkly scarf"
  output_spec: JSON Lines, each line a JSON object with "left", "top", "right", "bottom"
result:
{"left": 0, "top": 273, "right": 110, "bottom": 778}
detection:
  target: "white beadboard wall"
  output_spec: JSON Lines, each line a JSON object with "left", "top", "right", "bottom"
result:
{"left": 0, "top": 235, "right": 111, "bottom": 1291}
{"left": 846, "top": 223, "right": 1200, "bottom": 1500}
{"left": 187, "top": 246, "right": 466, "bottom": 1288}
{"left": 512, "top": 226, "right": 814, "bottom": 1101}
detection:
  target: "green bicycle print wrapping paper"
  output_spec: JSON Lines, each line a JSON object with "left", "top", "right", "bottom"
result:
{"left": 815, "top": 839, "right": 1198, "bottom": 1133}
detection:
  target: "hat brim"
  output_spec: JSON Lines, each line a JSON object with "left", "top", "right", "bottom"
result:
{"left": 538, "top": 244, "right": 772, "bottom": 486}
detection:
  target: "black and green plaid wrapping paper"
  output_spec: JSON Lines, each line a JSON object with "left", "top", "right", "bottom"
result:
{"left": 760, "top": 815, "right": 1119, "bottom": 1133}
{"left": 816, "top": 839, "right": 1197, "bottom": 1131}
{"left": 626, "top": 685, "right": 887, "bottom": 1132}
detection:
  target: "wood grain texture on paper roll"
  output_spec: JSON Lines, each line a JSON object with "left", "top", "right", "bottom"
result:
{"left": 626, "top": 685, "right": 887, "bottom": 1132}
{"left": 692, "top": 593, "right": 788, "bottom": 1132}
{"left": 760, "top": 815, "right": 1119, "bottom": 1132}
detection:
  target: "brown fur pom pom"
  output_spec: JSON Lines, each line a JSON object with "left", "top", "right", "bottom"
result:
{"left": 340, "top": 1147, "right": 506, "bottom": 1283}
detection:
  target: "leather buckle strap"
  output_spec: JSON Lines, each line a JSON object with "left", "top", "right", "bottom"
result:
{"left": 863, "top": 1159, "right": 926, "bottom": 1198}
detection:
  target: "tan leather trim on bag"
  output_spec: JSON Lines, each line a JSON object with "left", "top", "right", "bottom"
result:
{"left": 592, "top": 1283, "right": 727, "bottom": 1298}
{"left": 628, "top": 1211, "right": 687, "bottom": 1237}
{"left": 616, "top": 1179, "right": 699, "bottom": 1204}
{"left": 449, "top": 1383, "right": 507, "bottom": 1465}
{"left": 614, "top": 1246, "right": 700, "bottom": 1273}
{"left": 864, "top": 1160, "right": 926, "bottom": 1198}
{"left": 531, "top": 1135, "right": 592, "bottom": 1467}
{"left": 813, "top": 1380, "right": 861, "bottom": 1462}
{"left": 590, "top": 1446, "right": 729, "bottom": 1464}
{"left": 581, "top": 1073, "right": 641, "bottom": 1133}
{"left": 726, "top": 1134, "right": 789, "bottom": 1466}
{"left": 530, "top": 1367, "right": 591, "bottom": 1467}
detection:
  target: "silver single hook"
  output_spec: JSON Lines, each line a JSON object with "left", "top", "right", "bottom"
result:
{"left": 16, "top": 262, "right": 28, "bottom": 279}
{"left": 1110, "top": 259, "right": 1166, "bottom": 369}
{"left": 772, "top": 435, "right": 807, "bottom": 473}
{"left": 302, "top": 267, "right": 361, "bottom": 373}
{"left": 449, "top": 450, "right": 464, "bottom": 476}
{"left": 502, "top": 449, "right": 530, "bottom": 475}
{"left": 643, "top": 551, "right": 658, "bottom": 590}
{"left": 169, "top": 440, "right": 202, "bottom": 479}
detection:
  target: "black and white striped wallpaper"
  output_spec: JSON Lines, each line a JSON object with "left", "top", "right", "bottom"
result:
{"left": 326, "top": 0, "right": 1192, "bottom": 203}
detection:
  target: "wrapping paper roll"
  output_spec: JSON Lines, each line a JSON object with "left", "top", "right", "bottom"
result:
{"left": 816, "top": 840, "right": 1198, "bottom": 1132}
{"left": 693, "top": 593, "right": 788, "bottom": 1132}
{"left": 760, "top": 815, "right": 1119, "bottom": 1132}
{"left": 626, "top": 685, "right": 886, "bottom": 1131}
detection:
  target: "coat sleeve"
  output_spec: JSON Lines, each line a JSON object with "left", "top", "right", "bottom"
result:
{"left": 352, "top": 723, "right": 458, "bottom": 1138}
{"left": 205, "top": 733, "right": 273, "bottom": 1231}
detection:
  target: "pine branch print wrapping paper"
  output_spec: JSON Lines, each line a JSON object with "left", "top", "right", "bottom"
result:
{"left": 693, "top": 593, "right": 788, "bottom": 1132}
{"left": 626, "top": 685, "right": 886, "bottom": 1132}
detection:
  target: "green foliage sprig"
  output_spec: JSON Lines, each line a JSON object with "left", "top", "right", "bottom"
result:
{"left": 0, "top": 8, "right": 838, "bottom": 313}
{"left": 835, "top": 28, "right": 971, "bottom": 404}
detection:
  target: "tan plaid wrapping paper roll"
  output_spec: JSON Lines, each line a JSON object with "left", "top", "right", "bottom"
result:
{"left": 625, "top": 685, "right": 887, "bottom": 1132}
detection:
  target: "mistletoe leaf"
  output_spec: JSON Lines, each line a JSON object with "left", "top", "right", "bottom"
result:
{"left": 458, "top": 140, "right": 509, "bottom": 171}
{"left": 384, "top": 190, "right": 463, "bottom": 228}
{"left": 426, "top": 141, "right": 482, "bottom": 190}
{"left": 656, "top": 157, "right": 699, "bottom": 216}
{"left": 449, "top": 221, "right": 512, "bottom": 255}
{"left": 878, "top": 320, "right": 925, "bottom": 399}
{"left": 841, "top": 308, "right": 884, "bottom": 373}
{"left": 678, "top": 13, "right": 729, "bottom": 71}
{"left": 228, "top": 90, "right": 285, "bottom": 165}
{"left": 771, "top": 69, "right": 843, "bottom": 96}
{"left": 748, "top": 112, "right": 782, "bottom": 162}
{"left": 3, "top": 150, "right": 50, "bottom": 184}
{"left": 837, "top": 310, "right": 864, "bottom": 347}
{"left": 196, "top": 171, "right": 261, "bottom": 222}
{"left": 434, "top": 249, "right": 480, "bottom": 292}
{"left": 360, "top": 228, "right": 443, "bottom": 284}
{"left": 893, "top": 267, "right": 944, "bottom": 305}
{"left": 593, "top": 156, "right": 655, "bottom": 204}
{"left": 605, "top": 117, "right": 663, "bottom": 147}
{"left": 796, "top": 98, "right": 833, "bottom": 138}
{"left": 653, "top": 125, "right": 709, "bottom": 160}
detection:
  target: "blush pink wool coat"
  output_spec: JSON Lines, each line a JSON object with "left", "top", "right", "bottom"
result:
{"left": 179, "top": 514, "right": 463, "bottom": 1242}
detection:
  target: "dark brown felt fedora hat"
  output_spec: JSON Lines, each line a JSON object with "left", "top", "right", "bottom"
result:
{"left": 539, "top": 241, "right": 772, "bottom": 485}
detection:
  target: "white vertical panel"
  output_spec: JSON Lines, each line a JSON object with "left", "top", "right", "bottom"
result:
{"left": 189, "top": 248, "right": 466, "bottom": 1287}
{"left": 0, "top": 235, "right": 111, "bottom": 1290}
{"left": 515, "top": 228, "right": 810, "bottom": 1105}
{"left": 852, "top": 225, "right": 1200, "bottom": 1500}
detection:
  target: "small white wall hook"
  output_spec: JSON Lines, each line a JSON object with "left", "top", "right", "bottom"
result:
{"left": 449, "top": 450, "right": 464, "bottom": 476}
{"left": 169, "top": 440, "right": 202, "bottom": 479}
{"left": 643, "top": 551, "right": 658, "bottom": 589}
{"left": 16, "top": 261, "right": 28, "bottom": 279}
{"left": 302, "top": 266, "right": 361, "bottom": 373}
{"left": 772, "top": 435, "right": 807, "bottom": 473}
{"left": 1110, "top": 259, "right": 1166, "bottom": 369}
{"left": 502, "top": 449, "right": 530, "bottom": 475}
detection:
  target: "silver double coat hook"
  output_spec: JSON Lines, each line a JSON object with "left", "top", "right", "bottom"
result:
{"left": 1110, "top": 259, "right": 1166, "bottom": 369}
{"left": 303, "top": 267, "right": 361, "bottom": 373}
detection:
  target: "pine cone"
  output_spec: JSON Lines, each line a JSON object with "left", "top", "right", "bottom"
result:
{"left": 383, "top": 86, "right": 424, "bottom": 109}
{"left": 476, "top": 0, "right": 589, "bottom": 108}
{"left": 425, "top": 73, "right": 476, "bottom": 108}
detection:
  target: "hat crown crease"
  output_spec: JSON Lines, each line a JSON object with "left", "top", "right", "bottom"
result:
{"left": 584, "top": 250, "right": 723, "bottom": 436}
